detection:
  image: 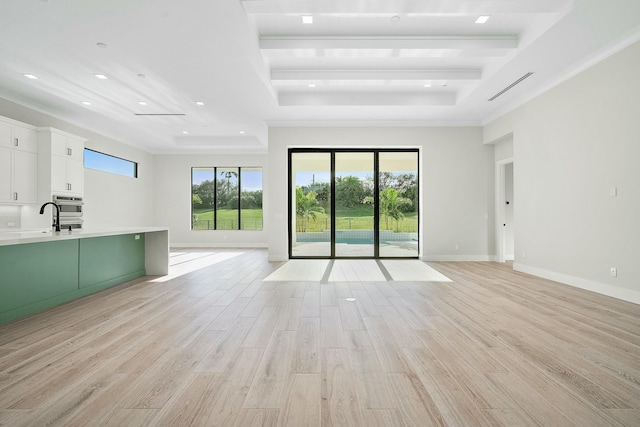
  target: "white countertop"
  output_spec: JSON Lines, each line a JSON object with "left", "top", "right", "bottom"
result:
{"left": 0, "top": 227, "right": 169, "bottom": 246}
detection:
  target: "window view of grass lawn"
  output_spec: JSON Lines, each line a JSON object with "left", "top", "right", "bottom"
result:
{"left": 295, "top": 171, "right": 418, "bottom": 234}
{"left": 292, "top": 150, "right": 418, "bottom": 257}
{"left": 192, "top": 167, "right": 263, "bottom": 230}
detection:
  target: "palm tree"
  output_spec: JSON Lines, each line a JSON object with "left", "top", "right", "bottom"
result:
{"left": 220, "top": 170, "right": 238, "bottom": 196}
{"left": 296, "top": 187, "right": 324, "bottom": 232}
{"left": 379, "top": 187, "right": 411, "bottom": 231}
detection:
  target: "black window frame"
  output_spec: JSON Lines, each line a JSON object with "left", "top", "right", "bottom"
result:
{"left": 191, "top": 166, "right": 263, "bottom": 231}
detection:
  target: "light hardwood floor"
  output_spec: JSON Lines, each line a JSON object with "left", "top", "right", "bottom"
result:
{"left": 0, "top": 249, "right": 639, "bottom": 426}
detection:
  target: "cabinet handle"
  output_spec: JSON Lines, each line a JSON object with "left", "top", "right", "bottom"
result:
{"left": 14, "top": 192, "right": 18, "bottom": 201}
{"left": 14, "top": 138, "right": 19, "bottom": 147}
{"left": 67, "top": 148, "right": 71, "bottom": 156}
{"left": 67, "top": 183, "right": 71, "bottom": 191}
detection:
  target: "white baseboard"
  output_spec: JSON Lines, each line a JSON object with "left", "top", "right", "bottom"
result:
{"left": 171, "top": 243, "right": 268, "bottom": 249}
{"left": 422, "top": 255, "right": 497, "bottom": 262}
{"left": 514, "top": 263, "right": 640, "bottom": 306}
{"left": 268, "top": 253, "right": 289, "bottom": 262}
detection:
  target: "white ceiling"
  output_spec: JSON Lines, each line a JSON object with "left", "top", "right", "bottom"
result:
{"left": 0, "top": 0, "right": 639, "bottom": 154}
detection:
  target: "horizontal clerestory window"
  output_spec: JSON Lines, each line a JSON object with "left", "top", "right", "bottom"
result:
{"left": 84, "top": 149, "right": 138, "bottom": 178}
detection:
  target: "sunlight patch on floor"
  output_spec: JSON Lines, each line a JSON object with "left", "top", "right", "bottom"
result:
{"left": 263, "top": 259, "right": 451, "bottom": 282}
{"left": 328, "top": 260, "right": 386, "bottom": 282}
{"left": 263, "top": 259, "right": 330, "bottom": 281}
{"left": 151, "top": 250, "right": 245, "bottom": 282}
{"left": 382, "top": 260, "right": 452, "bottom": 282}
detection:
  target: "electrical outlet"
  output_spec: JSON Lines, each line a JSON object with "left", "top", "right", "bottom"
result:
{"left": 7, "top": 221, "right": 15, "bottom": 227}
{"left": 135, "top": 235, "right": 140, "bottom": 240}
{"left": 454, "top": 244, "right": 459, "bottom": 251}
{"left": 610, "top": 267, "right": 617, "bottom": 277}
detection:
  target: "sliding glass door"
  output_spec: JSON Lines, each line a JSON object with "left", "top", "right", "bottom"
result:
{"left": 290, "top": 149, "right": 419, "bottom": 259}
{"left": 290, "top": 152, "right": 331, "bottom": 257}
{"left": 378, "top": 152, "right": 419, "bottom": 257}
{"left": 335, "top": 152, "right": 375, "bottom": 257}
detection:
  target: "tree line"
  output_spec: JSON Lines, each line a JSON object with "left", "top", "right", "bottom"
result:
{"left": 300, "top": 172, "right": 417, "bottom": 211}
{"left": 192, "top": 178, "right": 263, "bottom": 210}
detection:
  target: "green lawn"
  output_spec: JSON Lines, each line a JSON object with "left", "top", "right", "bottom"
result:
{"left": 192, "top": 208, "right": 262, "bottom": 230}
{"left": 298, "top": 210, "right": 418, "bottom": 232}
{"left": 192, "top": 207, "right": 417, "bottom": 232}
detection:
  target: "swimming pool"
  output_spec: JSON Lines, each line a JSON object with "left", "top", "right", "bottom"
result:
{"left": 296, "top": 230, "right": 417, "bottom": 244}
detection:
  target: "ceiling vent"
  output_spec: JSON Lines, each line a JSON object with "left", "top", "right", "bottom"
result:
{"left": 488, "top": 72, "right": 534, "bottom": 101}
{"left": 134, "top": 113, "right": 186, "bottom": 116}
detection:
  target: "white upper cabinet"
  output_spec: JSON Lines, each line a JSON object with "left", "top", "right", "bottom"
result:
{"left": 0, "top": 148, "right": 12, "bottom": 202}
{"left": 51, "top": 132, "right": 84, "bottom": 161}
{"left": 38, "top": 128, "right": 86, "bottom": 197}
{"left": 0, "top": 117, "right": 38, "bottom": 204}
{"left": 0, "top": 121, "right": 37, "bottom": 152}
{"left": 13, "top": 125, "right": 37, "bottom": 153}
{"left": 0, "top": 121, "right": 11, "bottom": 149}
{"left": 12, "top": 151, "right": 37, "bottom": 203}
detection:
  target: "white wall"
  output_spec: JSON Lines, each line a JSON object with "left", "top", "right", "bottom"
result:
{"left": 153, "top": 154, "right": 268, "bottom": 247}
{"left": 268, "top": 127, "right": 495, "bottom": 262}
{"left": 0, "top": 98, "right": 155, "bottom": 229}
{"left": 484, "top": 40, "right": 640, "bottom": 304}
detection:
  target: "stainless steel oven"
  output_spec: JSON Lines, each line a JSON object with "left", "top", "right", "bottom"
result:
{"left": 52, "top": 195, "right": 83, "bottom": 229}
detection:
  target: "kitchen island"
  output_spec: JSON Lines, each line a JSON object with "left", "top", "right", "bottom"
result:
{"left": 0, "top": 227, "right": 169, "bottom": 325}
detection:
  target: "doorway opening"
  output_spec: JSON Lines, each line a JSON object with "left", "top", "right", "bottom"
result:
{"left": 289, "top": 149, "right": 419, "bottom": 259}
{"left": 496, "top": 159, "right": 515, "bottom": 262}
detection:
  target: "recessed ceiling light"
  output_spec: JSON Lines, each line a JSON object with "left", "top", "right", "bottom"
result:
{"left": 424, "top": 83, "right": 432, "bottom": 88}
{"left": 138, "top": 101, "right": 148, "bottom": 106}
{"left": 476, "top": 15, "right": 490, "bottom": 24}
{"left": 23, "top": 74, "right": 38, "bottom": 80}
{"left": 390, "top": 15, "right": 401, "bottom": 23}
{"left": 302, "top": 15, "right": 313, "bottom": 24}
{"left": 239, "top": 131, "right": 246, "bottom": 134}
{"left": 195, "top": 101, "right": 205, "bottom": 106}
{"left": 96, "top": 42, "right": 108, "bottom": 49}
{"left": 93, "top": 74, "right": 108, "bottom": 80}
{"left": 137, "top": 73, "right": 146, "bottom": 79}
{"left": 81, "top": 101, "right": 92, "bottom": 106}
{"left": 182, "top": 130, "right": 189, "bottom": 134}
{"left": 308, "top": 84, "right": 316, "bottom": 88}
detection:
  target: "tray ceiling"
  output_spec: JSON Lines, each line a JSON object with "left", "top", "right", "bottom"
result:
{"left": 0, "top": 0, "right": 638, "bottom": 153}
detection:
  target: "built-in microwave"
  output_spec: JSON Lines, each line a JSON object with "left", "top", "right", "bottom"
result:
{"left": 52, "top": 195, "right": 83, "bottom": 229}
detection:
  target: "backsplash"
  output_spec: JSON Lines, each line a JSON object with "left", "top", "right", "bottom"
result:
{"left": 0, "top": 205, "right": 21, "bottom": 229}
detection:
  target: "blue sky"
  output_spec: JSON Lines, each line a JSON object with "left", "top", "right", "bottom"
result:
{"left": 192, "top": 168, "right": 262, "bottom": 191}
{"left": 295, "top": 171, "right": 416, "bottom": 186}
{"left": 84, "top": 149, "right": 136, "bottom": 177}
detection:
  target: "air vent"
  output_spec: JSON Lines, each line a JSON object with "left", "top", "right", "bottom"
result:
{"left": 488, "top": 72, "right": 534, "bottom": 101}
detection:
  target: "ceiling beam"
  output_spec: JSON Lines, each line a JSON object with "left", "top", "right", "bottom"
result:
{"left": 278, "top": 91, "right": 456, "bottom": 106}
{"left": 242, "top": 0, "right": 571, "bottom": 15}
{"left": 270, "top": 69, "right": 481, "bottom": 81}
{"left": 259, "top": 36, "right": 518, "bottom": 51}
